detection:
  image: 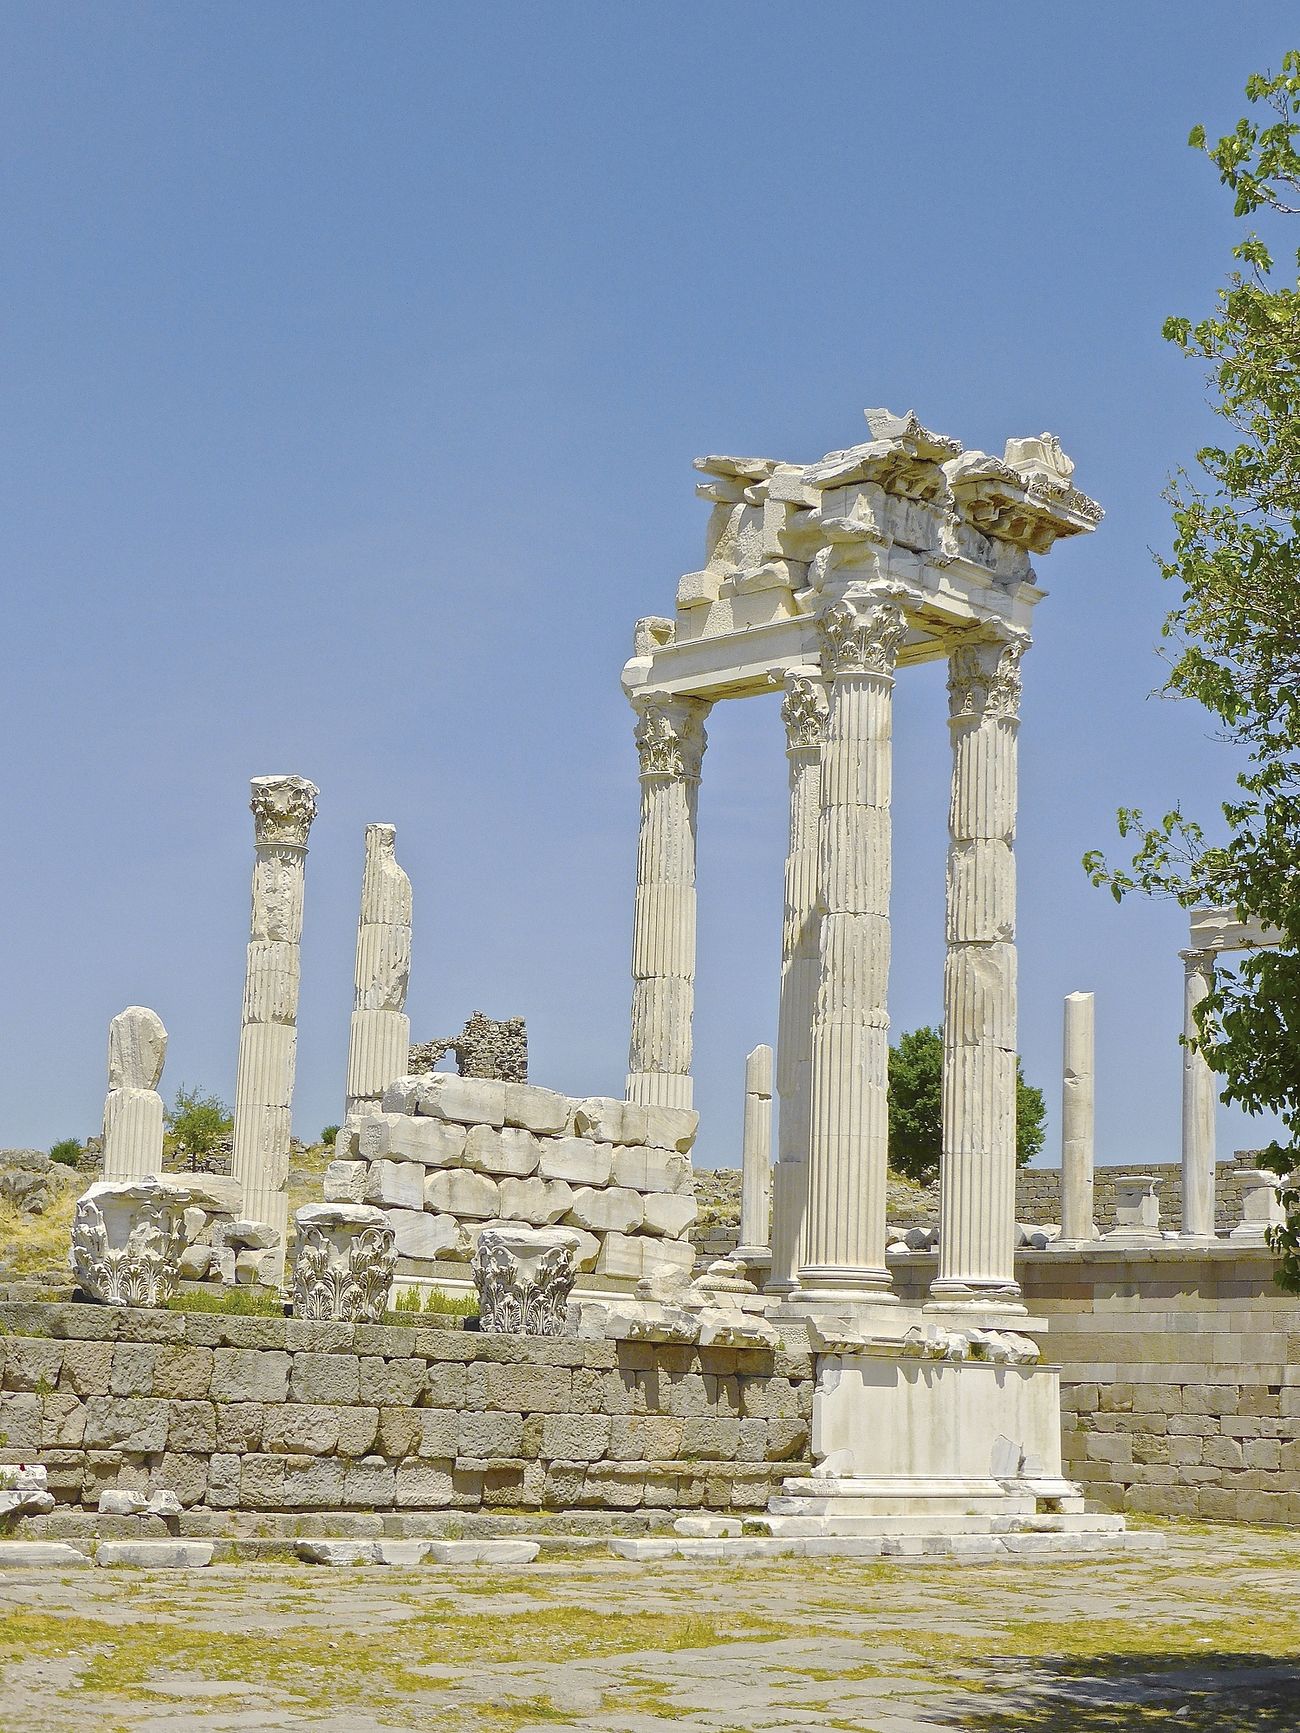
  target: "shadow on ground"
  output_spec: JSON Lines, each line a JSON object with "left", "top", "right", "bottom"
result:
{"left": 953, "top": 1652, "right": 1300, "bottom": 1731}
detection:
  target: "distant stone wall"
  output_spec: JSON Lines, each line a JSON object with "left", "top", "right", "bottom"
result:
{"left": 0, "top": 1303, "right": 813, "bottom": 1521}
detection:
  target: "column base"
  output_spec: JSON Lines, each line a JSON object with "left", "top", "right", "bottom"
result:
{"left": 625, "top": 1072, "right": 693, "bottom": 1111}
{"left": 788, "top": 1264, "right": 897, "bottom": 1309}
{"left": 924, "top": 1279, "right": 1026, "bottom": 1324}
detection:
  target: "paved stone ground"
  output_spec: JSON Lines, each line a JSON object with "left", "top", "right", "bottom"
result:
{"left": 0, "top": 1523, "right": 1297, "bottom": 1731}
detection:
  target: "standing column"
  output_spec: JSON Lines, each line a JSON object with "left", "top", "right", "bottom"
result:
{"left": 1059, "top": 991, "right": 1096, "bottom": 1244}
{"left": 929, "top": 632, "right": 1027, "bottom": 1309}
{"left": 625, "top": 694, "right": 710, "bottom": 1110}
{"left": 344, "top": 824, "right": 413, "bottom": 1119}
{"left": 735, "top": 1044, "right": 774, "bottom": 1264}
{"left": 769, "top": 669, "right": 828, "bottom": 1294}
{"left": 1181, "top": 948, "right": 1218, "bottom": 1238}
{"left": 798, "top": 585, "right": 910, "bottom": 1304}
{"left": 101, "top": 1007, "right": 168, "bottom": 1181}
{"left": 231, "top": 774, "right": 318, "bottom": 1284}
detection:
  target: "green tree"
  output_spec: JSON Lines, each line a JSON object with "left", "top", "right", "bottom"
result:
{"left": 48, "top": 1139, "right": 83, "bottom": 1167}
{"left": 321, "top": 1125, "right": 340, "bottom": 1148}
{"left": 1082, "top": 58, "right": 1300, "bottom": 1288}
{"left": 164, "top": 1085, "right": 233, "bottom": 1172}
{"left": 887, "top": 1025, "right": 1045, "bottom": 1187}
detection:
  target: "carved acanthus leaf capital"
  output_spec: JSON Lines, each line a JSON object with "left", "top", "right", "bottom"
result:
{"left": 632, "top": 695, "right": 710, "bottom": 781}
{"left": 251, "top": 775, "right": 319, "bottom": 848}
{"left": 816, "top": 588, "right": 912, "bottom": 678}
{"left": 780, "top": 670, "right": 829, "bottom": 750}
{"left": 947, "top": 631, "right": 1030, "bottom": 723}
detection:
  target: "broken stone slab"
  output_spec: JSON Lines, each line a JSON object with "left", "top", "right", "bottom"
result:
{"left": 95, "top": 1541, "right": 214, "bottom": 1568}
{"left": 0, "top": 1542, "right": 90, "bottom": 1567}
{"left": 563, "top": 1185, "right": 644, "bottom": 1235}
{"left": 0, "top": 1464, "right": 55, "bottom": 1522}
{"left": 291, "top": 1202, "right": 397, "bottom": 1323}
{"left": 424, "top": 1540, "right": 539, "bottom": 1565}
{"left": 572, "top": 1098, "right": 649, "bottom": 1146}
{"left": 413, "top": 1075, "right": 507, "bottom": 1128}
{"left": 641, "top": 1105, "right": 699, "bottom": 1154}
{"left": 70, "top": 1176, "right": 190, "bottom": 1307}
{"left": 472, "top": 1224, "right": 581, "bottom": 1337}
{"left": 295, "top": 1539, "right": 435, "bottom": 1566}
{"left": 536, "top": 1137, "right": 613, "bottom": 1188}
{"left": 641, "top": 1192, "right": 698, "bottom": 1237}
{"left": 364, "top": 1114, "right": 469, "bottom": 1167}
{"left": 323, "top": 1159, "right": 369, "bottom": 1204}
{"left": 366, "top": 1158, "right": 425, "bottom": 1211}
{"left": 387, "top": 1208, "right": 470, "bottom": 1262}
{"left": 462, "top": 1125, "right": 541, "bottom": 1179}
{"left": 593, "top": 1232, "right": 694, "bottom": 1283}
{"left": 610, "top": 1146, "right": 692, "bottom": 1193}
{"left": 424, "top": 1168, "right": 500, "bottom": 1220}
{"left": 672, "top": 1517, "right": 743, "bottom": 1538}
{"left": 97, "top": 1489, "right": 182, "bottom": 1519}
{"left": 503, "top": 1083, "right": 571, "bottom": 1136}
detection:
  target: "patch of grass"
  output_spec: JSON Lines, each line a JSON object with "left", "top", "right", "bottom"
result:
{"left": 165, "top": 1287, "right": 286, "bottom": 1316}
{"left": 388, "top": 1285, "right": 478, "bottom": 1322}
{"left": 0, "top": 1190, "right": 77, "bottom": 1277}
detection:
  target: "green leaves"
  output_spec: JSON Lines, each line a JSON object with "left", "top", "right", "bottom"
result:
{"left": 1091, "top": 58, "right": 1300, "bottom": 1290}
{"left": 887, "top": 1026, "right": 1044, "bottom": 1187}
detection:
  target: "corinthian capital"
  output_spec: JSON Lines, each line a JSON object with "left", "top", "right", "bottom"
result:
{"left": 250, "top": 775, "right": 320, "bottom": 848}
{"left": 816, "top": 587, "right": 912, "bottom": 678}
{"left": 780, "top": 669, "right": 829, "bottom": 751}
{"left": 632, "top": 695, "right": 710, "bottom": 781}
{"left": 947, "top": 630, "right": 1030, "bottom": 723}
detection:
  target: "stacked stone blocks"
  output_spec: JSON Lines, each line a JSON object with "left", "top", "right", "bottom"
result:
{"left": 0, "top": 1303, "right": 811, "bottom": 1518}
{"left": 331, "top": 1076, "right": 699, "bottom": 1288}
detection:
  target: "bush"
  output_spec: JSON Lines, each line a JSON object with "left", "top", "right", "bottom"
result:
{"left": 48, "top": 1139, "right": 83, "bottom": 1167}
{"left": 888, "top": 1025, "right": 1046, "bottom": 1187}
{"left": 388, "top": 1286, "right": 478, "bottom": 1322}
{"left": 165, "top": 1085, "right": 233, "bottom": 1171}
{"left": 321, "top": 1125, "right": 340, "bottom": 1147}
{"left": 165, "top": 1288, "right": 285, "bottom": 1316}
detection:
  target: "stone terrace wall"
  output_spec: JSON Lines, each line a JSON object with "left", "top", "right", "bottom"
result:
{"left": 0, "top": 1303, "right": 812, "bottom": 1522}
{"left": 332, "top": 1076, "right": 699, "bottom": 1291}
{"left": 893, "top": 1245, "right": 1300, "bottom": 1526}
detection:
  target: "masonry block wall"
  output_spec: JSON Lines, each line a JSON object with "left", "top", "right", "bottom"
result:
{"left": 0, "top": 1304, "right": 812, "bottom": 1521}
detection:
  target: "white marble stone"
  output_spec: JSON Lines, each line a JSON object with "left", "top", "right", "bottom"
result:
{"left": 462, "top": 1125, "right": 541, "bottom": 1178}
{"left": 574, "top": 1097, "right": 649, "bottom": 1145}
{"left": 323, "top": 1159, "right": 369, "bottom": 1204}
{"left": 415, "top": 1074, "right": 506, "bottom": 1127}
{"left": 101, "top": 1006, "right": 167, "bottom": 1182}
{"left": 735, "top": 1043, "right": 773, "bottom": 1264}
{"left": 641, "top": 1191, "right": 698, "bottom": 1237}
{"left": 610, "top": 1146, "right": 691, "bottom": 1193}
{"left": 0, "top": 1464, "right": 53, "bottom": 1522}
{"left": 387, "top": 1208, "right": 468, "bottom": 1262}
{"left": 536, "top": 1137, "right": 613, "bottom": 1187}
{"left": 291, "top": 1202, "right": 396, "bottom": 1321}
{"left": 231, "top": 774, "right": 318, "bottom": 1285}
{"left": 1106, "top": 1175, "right": 1162, "bottom": 1241}
{"left": 365, "top": 1158, "right": 424, "bottom": 1212}
{"left": 642, "top": 1104, "right": 700, "bottom": 1153}
{"left": 344, "top": 824, "right": 412, "bottom": 1119}
{"left": 563, "top": 1185, "right": 644, "bottom": 1234}
{"left": 496, "top": 1175, "right": 575, "bottom": 1225}
{"left": 1181, "top": 948, "right": 1218, "bottom": 1238}
{"left": 424, "top": 1168, "right": 500, "bottom": 1220}
{"left": 503, "top": 1082, "right": 571, "bottom": 1135}
{"left": 594, "top": 1231, "right": 695, "bottom": 1281}
{"left": 1229, "top": 1169, "right": 1285, "bottom": 1242}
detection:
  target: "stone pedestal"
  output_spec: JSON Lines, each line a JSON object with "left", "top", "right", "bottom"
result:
{"left": 70, "top": 1177, "right": 190, "bottom": 1307}
{"left": 735, "top": 1044, "right": 773, "bottom": 1267}
{"left": 290, "top": 1203, "right": 396, "bottom": 1322}
{"left": 1106, "top": 1176, "right": 1162, "bottom": 1242}
{"left": 1228, "top": 1170, "right": 1284, "bottom": 1243}
{"left": 625, "top": 695, "right": 710, "bottom": 1112}
{"left": 345, "top": 824, "right": 412, "bottom": 1119}
{"left": 769, "top": 670, "right": 827, "bottom": 1295}
{"left": 101, "top": 1006, "right": 168, "bottom": 1182}
{"left": 471, "top": 1224, "right": 582, "bottom": 1336}
{"left": 231, "top": 774, "right": 318, "bottom": 1286}
{"left": 1059, "top": 991, "right": 1096, "bottom": 1244}
{"left": 929, "top": 631, "right": 1027, "bottom": 1314}
{"left": 798, "top": 587, "right": 910, "bottom": 1307}
{"left": 1181, "top": 949, "right": 1218, "bottom": 1240}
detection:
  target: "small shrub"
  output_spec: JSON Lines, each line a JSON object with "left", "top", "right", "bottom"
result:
{"left": 48, "top": 1139, "right": 83, "bottom": 1167}
{"left": 165, "top": 1085, "right": 233, "bottom": 1172}
{"left": 321, "top": 1125, "right": 340, "bottom": 1147}
{"left": 387, "top": 1286, "right": 478, "bottom": 1323}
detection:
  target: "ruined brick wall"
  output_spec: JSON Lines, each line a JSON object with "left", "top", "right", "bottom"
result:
{"left": 0, "top": 1303, "right": 812, "bottom": 1522}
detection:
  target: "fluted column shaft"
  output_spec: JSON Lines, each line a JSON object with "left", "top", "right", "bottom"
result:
{"left": 1060, "top": 991, "right": 1096, "bottom": 1243}
{"left": 737, "top": 1044, "right": 774, "bottom": 1255}
{"left": 625, "top": 696, "right": 710, "bottom": 1110}
{"left": 769, "top": 670, "right": 828, "bottom": 1293}
{"left": 101, "top": 1006, "right": 168, "bottom": 1182}
{"left": 1181, "top": 948, "right": 1217, "bottom": 1238}
{"left": 345, "top": 823, "right": 413, "bottom": 1119}
{"left": 232, "top": 775, "right": 318, "bottom": 1285}
{"left": 799, "top": 587, "right": 910, "bottom": 1301}
{"left": 931, "top": 634, "right": 1026, "bottom": 1304}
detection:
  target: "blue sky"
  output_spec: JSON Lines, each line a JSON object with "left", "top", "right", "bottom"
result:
{"left": 1, "top": 4, "right": 1294, "bottom": 1175}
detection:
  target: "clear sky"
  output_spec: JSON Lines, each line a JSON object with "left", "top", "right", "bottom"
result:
{"left": 1, "top": 4, "right": 1294, "bottom": 1176}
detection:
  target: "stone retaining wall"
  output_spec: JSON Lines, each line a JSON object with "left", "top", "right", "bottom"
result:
{"left": 892, "top": 1244, "right": 1300, "bottom": 1525}
{"left": 0, "top": 1303, "right": 812, "bottom": 1520}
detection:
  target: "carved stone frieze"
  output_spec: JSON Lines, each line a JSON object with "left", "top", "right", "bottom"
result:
{"left": 291, "top": 1203, "right": 397, "bottom": 1322}
{"left": 471, "top": 1225, "right": 581, "bottom": 1336}
{"left": 70, "top": 1178, "right": 189, "bottom": 1307}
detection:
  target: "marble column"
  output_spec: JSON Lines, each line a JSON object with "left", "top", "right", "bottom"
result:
{"left": 344, "top": 824, "right": 412, "bottom": 1119}
{"left": 1059, "top": 992, "right": 1096, "bottom": 1244}
{"left": 1181, "top": 948, "right": 1218, "bottom": 1239}
{"left": 797, "top": 586, "right": 910, "bottom": 1304}
{"left": 768, "top": 669, "right": 828, "bottom": 1294}
{"left": 101, "top": 1007, "right": 168, "bottom": 1182}
{"left": 930, "top": 631, "right": 1027, "bottom": 1310}
{"left": 735, "top": 1044, "right": 774, "bottom": 1263}
{"left": 231, "top": 775, "right": 318, "bottom": 1284}
{"left": 625, "top": 694, "right": 710, "bottom": 1111}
